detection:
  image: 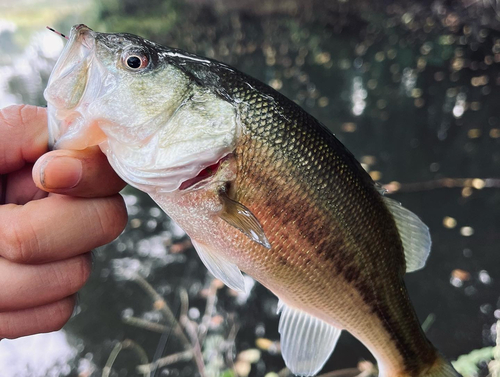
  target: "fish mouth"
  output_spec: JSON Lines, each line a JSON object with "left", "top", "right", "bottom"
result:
{"left": 45, "top": 24, "right": 96, "bottom": 112}
{"left": 44, "top": 24, "right": 109, "bottom": 150}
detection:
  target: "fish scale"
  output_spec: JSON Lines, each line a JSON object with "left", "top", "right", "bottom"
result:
{"left": 210, "top": 69, "right": 440, "bottom": 373}
{"left": 44, "top": 25, "right": 459, "bottom": 377}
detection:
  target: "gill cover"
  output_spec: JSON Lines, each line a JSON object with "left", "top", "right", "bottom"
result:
{"left": 44, "top": 25, "right": 241, "bottom": 194}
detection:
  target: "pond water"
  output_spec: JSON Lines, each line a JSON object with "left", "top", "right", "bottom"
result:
{"left": 0, "top": 0, "right": 499, "bottom": 376}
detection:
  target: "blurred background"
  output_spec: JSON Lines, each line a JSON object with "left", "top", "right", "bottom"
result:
{"left": 0, "top": 0, "right": 499, "bottom": 376}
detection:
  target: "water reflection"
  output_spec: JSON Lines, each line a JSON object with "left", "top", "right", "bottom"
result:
{"left": 0, "top": 23, "right": 63, "bottom": 107}
{"left": 350, "top": 77, "right": 366, "bottom": 116}
{"left": 0, "top": 331, "right": 80, "bottom": 376}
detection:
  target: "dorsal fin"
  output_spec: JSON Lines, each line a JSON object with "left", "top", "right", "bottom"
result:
{"left": 383, "top": 196, "right": 432, "bottom": 273}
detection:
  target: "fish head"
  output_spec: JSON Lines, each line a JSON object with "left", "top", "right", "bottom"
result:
{"left": 44, "top": 25, "right": 239, "bottom": 192}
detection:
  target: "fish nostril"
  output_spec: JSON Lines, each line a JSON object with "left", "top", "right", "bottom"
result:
{"left": 73, "top": 24, "right": 94, "bottom": 35}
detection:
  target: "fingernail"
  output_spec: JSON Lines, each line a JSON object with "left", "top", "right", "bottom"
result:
{"left": 39, "top": 156, "right": 83, "bottom": 189}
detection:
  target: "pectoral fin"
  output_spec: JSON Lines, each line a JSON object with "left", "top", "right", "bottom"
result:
{"left": 219, "top": 192, "right": 271, "bottom": 249}
{"left": 191, "top": 239, "right": 246, "bottom": 292}
{"left": 277, "top": 300, "right": 342, "bottom": 376}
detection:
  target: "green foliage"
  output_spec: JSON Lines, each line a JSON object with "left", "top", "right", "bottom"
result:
{"left": 92, "top": 0, "right": 182, "bottom": 38}
{"left": 220, "top": 369, "right": 237, "bottom": 377}
{"left": 452, "top": 322, "right": 500, "bottom": 377}
{"left": 452, "top": 347, "right": 494, "bottom": 377}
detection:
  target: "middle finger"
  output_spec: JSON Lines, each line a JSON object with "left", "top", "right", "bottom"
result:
{"left": 0, "top": 194, "right": 127, "bottom": 264}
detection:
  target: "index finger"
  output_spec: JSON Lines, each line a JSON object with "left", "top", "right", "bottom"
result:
{"left": 0, "top": 105, "right": 48, "bottom": 174}
{"left": 0, "top": 193, "right": 127, "bottom": 264}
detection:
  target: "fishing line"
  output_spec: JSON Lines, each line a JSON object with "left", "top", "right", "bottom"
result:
{"left": 151, "top": 297, "right": 181, "bottom": 377}
{"left": 46, "top": 26, "right": 69, "bottom": 40}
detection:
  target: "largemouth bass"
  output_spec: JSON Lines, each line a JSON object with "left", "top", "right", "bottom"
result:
{"left": 44, "top": 24, "right": 460, "bottom": 377}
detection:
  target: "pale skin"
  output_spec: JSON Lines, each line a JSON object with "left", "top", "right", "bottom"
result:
{"left": 0, "top": 104, "right": 128, "bottom": 339}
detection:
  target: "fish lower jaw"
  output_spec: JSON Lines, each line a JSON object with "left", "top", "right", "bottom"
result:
{"left": 54, "top": 121, "right": 107, "bottom": 150}
{"left": 48, "top": 106, "right": 108, "bottom": 150}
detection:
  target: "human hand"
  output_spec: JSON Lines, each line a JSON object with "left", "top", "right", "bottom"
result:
{"left": 0, "top": 105, "right": 127, "bottom": 339}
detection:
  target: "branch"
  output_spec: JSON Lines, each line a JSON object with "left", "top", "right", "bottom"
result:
{"left": 136, "top": 350, "right": 193, "bottom": 375}
{"left": 179, "top": 288, "right": 207, "bottom": 377}
{"left": 132, "top": 273, "right": 191, "bottom": 349}
{"left": 122, "top": 316, "right": 168, "bottom": 333}
{"left": 103, "top": 339, "right": 149, "bottom": 377}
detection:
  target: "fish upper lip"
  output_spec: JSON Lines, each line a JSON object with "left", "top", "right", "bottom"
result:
{"left": 45, "top": 23, "right": 97, "bottom": 110}
{"left": 70, "top": 24, "right": 95, "bottom": 50}
{"left": 75, "top": 24, "right": 90, "bottom": 31}
{"left": 46, "top": 24, "right": 102, "bottom": 148}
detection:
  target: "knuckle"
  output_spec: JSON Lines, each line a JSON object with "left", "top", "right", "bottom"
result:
{"left": 1, "top": 212, "right": 36, "bottom": 264}
{"left": 0, "top": 314, "right": 16, "bottom": 339}
{"left": 0, "top": 296, "right": 76, "bottom": 339}
{"left": 46, "top": 297, "right": 76, "bottom": 333}
{"left": 52, "top": 296, "right": 75, "bottom": 330}
{"left": 53, "top": 255, "right": 92, "bottom": 294}
{"left": 72, "top": 254, "right": 92, "bottom": 290}
{"left": 0, "top": 105, "right": 36, "bottom": 136}
{"left": 94, "top": 195, "right": 128, "bottom": 244}
{"left": 110, "top": 195, "right": 128, "bottom": 235}
{"left": 0, "top": 316, "right": 20, "bottom": 339}
{"left": 0, "top": 105, "right": 25, "bottom": 130}
{"left": 18, "top": 105, "right": 32, "bottom": 130}
{"left": 0, "top": 105, "right": 40, "bottom": 169}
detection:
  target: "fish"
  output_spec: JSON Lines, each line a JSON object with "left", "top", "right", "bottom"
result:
{"left": 44, "top": 24, "right": 460, "bottom": 377}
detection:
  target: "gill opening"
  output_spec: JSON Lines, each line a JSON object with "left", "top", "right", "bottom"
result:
{"left": 179, "top": 155, "right": 231, "bottom": 191}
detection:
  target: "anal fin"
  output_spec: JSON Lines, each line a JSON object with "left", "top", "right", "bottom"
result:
{"left": 277, "top": 300, "right": 341, "bottom": 376}
{"left": 191, "top": 239, "right": 246, "bottom": 292}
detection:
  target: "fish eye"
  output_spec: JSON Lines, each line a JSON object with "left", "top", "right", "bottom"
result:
{"left": 127, "top": 56, "right": 141, "bottom": 69}
{"left": 123, "top": 53, "right": 149, "bottom": 71}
